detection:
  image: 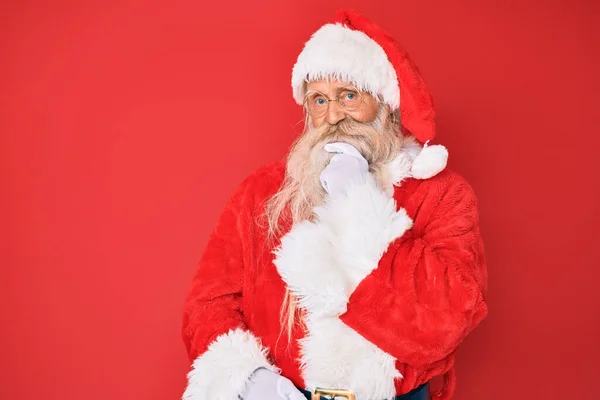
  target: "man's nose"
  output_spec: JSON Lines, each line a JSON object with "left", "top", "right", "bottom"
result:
{"left": 325, "top": 100, "right": 347, "bottom": 125}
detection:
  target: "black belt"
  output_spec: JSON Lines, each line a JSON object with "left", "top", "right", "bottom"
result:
{"left": 298, "top": 383, "right": 429, "bottom": 400}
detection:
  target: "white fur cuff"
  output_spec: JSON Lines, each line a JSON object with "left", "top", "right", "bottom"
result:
{"left": 182, "top": 328, "right": 278, "bottom": 400}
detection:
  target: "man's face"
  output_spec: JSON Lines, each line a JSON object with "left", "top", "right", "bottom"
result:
{"left": 265, "top": 81, "right": 400, "bottom": 229}
{"left": 305, "top": 80, "right": 380, "bottom": 127}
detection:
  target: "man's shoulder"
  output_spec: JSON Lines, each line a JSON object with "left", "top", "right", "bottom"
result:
{"left": 425, "top": 168, "right": 474, "bottom": 191}
{"left": 396, "top": 169, "right": 481, "bottom": 230}
{"left": 399, "top": 168, "right": 478, "bottom": 203}
{"left": 235, "top": 160, "right": 286, "bottom": 201}
{"left": 244, "top": 160, "right": 286, "bottom": 187}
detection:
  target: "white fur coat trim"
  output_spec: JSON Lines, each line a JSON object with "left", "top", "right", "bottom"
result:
{"left": 274, "top": 174, "right": 413, "bottom": 400}
{"left": 386, "top": 137, "right": 422, "bottom": 186}
{"left": 292, "top": 23, "right": 400, "bottom": 110}
{"left": 182, "top": 328, "right": 278, "bottom": 400}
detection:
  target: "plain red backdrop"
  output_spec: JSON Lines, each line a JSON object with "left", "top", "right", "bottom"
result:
{"left": 1, "top": 0, "right": 599, "bottom": 399}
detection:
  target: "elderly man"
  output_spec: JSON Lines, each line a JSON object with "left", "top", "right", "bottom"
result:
{"left": 181, "top": 9, "right": 487, "bottom": 400}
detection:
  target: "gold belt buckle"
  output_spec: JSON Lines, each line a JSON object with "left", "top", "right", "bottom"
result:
{"left": 311, "top": 387, "right": 356, "bottom": 400}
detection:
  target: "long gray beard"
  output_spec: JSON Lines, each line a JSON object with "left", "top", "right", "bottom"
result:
{"left": 265, "top": 106, "right": 403, "bottom": 236}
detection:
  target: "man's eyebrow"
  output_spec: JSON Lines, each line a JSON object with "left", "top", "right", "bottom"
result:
{"left": 304, "top": 90, "right": 324, "bottom": 96}
{"left": 334, "top": 85, "right": 359, "bottom": 92}
{"left": 305, "top": 86, "right": 358, "bottom": 98}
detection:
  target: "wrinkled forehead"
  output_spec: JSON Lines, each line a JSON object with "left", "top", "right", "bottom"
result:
{"left": 304, "top": 79, "right": 380, "bottom": 100}
{"left": 305, "top": 79, "right": 358, "bottom": 96}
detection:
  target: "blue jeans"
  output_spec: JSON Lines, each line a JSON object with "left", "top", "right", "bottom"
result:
{"left": 398, "top": 383, "right": 429, "bottom": 400}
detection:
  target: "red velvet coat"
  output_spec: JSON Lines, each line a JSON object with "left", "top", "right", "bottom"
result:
{"left": 181, "top": 159, "right": 488, "bottom": 400}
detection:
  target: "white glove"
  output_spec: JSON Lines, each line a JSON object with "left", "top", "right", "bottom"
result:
{"left": 320, "top": 142, "right": 369, "bottom": 196}
{"left": 242, "top": 368, "right": 306, "bottom": 400}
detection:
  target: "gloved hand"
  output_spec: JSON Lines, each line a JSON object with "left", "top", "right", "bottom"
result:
{"left": 242, "top": 368, "right": 306, "bottom": 400}
{"left": 320, "top": 142, "right": 369, "bottom": 196}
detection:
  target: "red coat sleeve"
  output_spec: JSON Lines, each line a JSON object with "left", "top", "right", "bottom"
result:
{"left": 181, "top": 178, "right": 277, "bottom": 400}
{"left": 339, "top": 173, "right": 488, "bottom": 367}
{"left": 182, "top": 181, "right": 247, "bottom": 360}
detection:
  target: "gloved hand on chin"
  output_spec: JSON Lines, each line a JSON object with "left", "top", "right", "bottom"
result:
{"left": 320, "top": 142, "right": 370, "bottom": 196}
{"left": 242, "top": 368, "right": 306, "bottom": 400}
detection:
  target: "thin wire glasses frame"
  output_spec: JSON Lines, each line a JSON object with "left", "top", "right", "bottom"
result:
{"left": 302, "top": 87, "right": 365, "bottom": 118}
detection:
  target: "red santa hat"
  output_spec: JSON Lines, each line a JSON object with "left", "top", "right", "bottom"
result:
{"left": 291, "top": 9, "right": 448, "bottom": 179}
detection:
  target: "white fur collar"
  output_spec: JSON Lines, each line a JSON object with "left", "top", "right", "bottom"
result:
{"left": 385, "top": 136, "right": 422, "bottom": 187}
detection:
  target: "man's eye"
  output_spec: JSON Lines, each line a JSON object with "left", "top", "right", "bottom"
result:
{"left": 345, "top": 92, "right": 357, "bottom": 100}
{"left": 315, "top": 98, "right": 326, "bottom": 105}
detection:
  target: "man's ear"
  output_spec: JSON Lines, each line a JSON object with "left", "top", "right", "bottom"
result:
{"left": 376, "top": 100, "right": 391, "bottom": 116}
{"left": 385, "top": 103, "right": 393, "bottom": 116}
{"left": 389, "top": 106, "right": 401, "bottom": 126}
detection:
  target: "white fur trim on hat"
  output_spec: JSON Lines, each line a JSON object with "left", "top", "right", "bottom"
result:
{"left": 292, "top": 23, "right": 400, "bottom": 110}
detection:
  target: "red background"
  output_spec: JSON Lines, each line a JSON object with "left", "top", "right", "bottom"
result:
{"left": 2, "top": 1, "right": 599, "bottom": 399}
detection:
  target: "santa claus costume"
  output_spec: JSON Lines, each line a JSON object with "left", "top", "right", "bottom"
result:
{"left": 181, "top": 9, "right": 488, "bottom": 400}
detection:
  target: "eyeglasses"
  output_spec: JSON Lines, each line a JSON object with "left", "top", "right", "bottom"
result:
{"left": 303, "top": 89, "right": 364, "bottom": 118}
